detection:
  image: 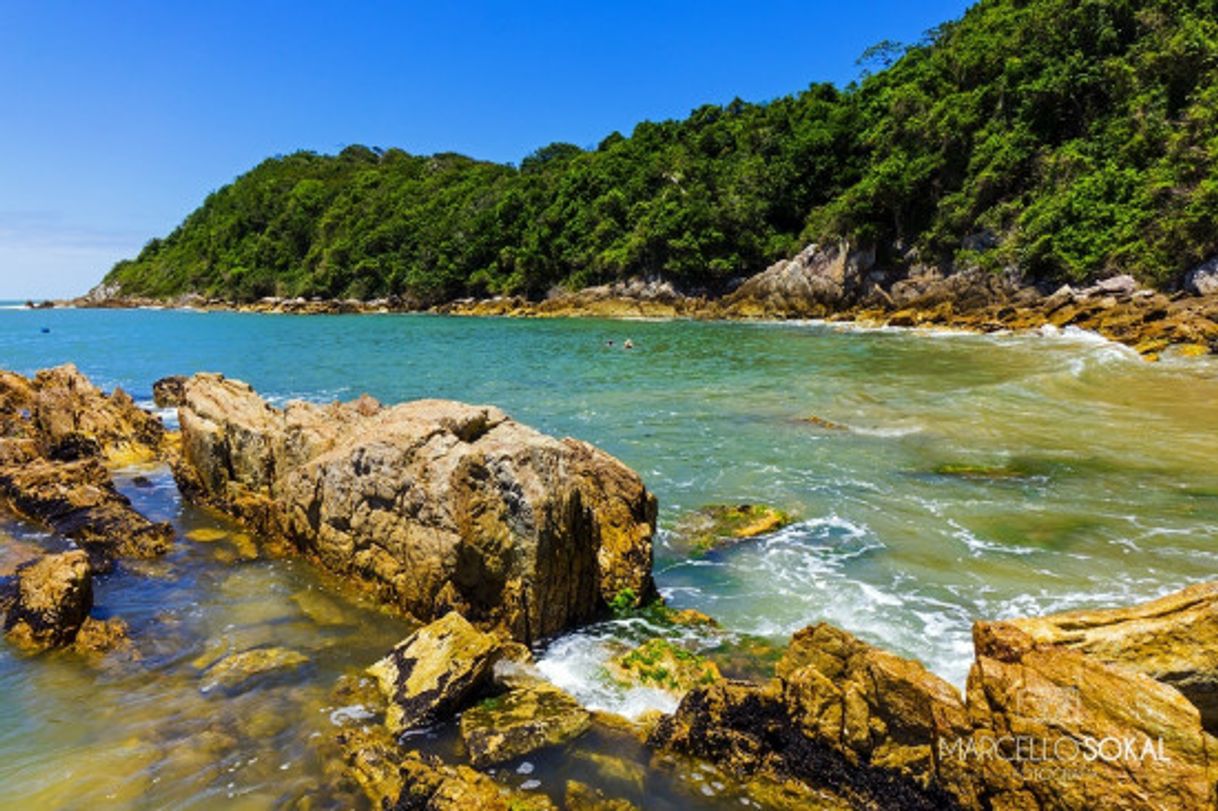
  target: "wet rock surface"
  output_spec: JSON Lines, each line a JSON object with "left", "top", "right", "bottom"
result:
{"left": 367, "top": 612, "right": 503, "bottom": 734}
{"left": 671, "top": 504, "right": 791, "bottom": 556}
{"left": 2, "top": 550, "right": 94, "bottom": 650}
{"left": 172, "top": 372, "right": 657, "bottom": 641}
{"left": 0, "top": 366, "right": 174, "bottom": 570}
{"left": 459, "top": 683, "right": 592, "bottom": 767}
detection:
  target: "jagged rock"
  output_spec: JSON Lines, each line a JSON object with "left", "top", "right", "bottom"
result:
{"left": 459, "top": 683, "right": 591, "bottom": 766}
{"left": 21, "top": 364, "right": 164, "bottom": 465}
{"left": 0, "top": 367, "right": 173, "bottom": 570}
{"left": 725, "top": 243, "right": 878, "bottom": 317}
{"left": 606, "top": 638, "right": 721, "bottom": 697}
{"left": 367, "top": 612, "right": 502, "bottom": 734}
{"left": 172, "top": 372, "right": 656, "bottom": 641}
{"left": 1007, "top": 582, "right": 1218, "bottom": 733}
{"left": 202, "top": 646, "right": 310, "bottom": 693}
{"left": 3, "top": 550, "right": 93, "bottom": 649}
{"left": 1184, "top": 256, "right": 1218, "bottom": 296}
{"left": 962, "top": 621, "right": 1218, "bottom": 810}
{"left": 0, "top": 455, "right": 173, "bottom": 568}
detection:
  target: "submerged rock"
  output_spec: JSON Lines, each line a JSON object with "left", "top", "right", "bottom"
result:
{"left": 338, "top": 726, "right": 557, "bottom": 810}
{"left": 1007, "top": 581, "right": 1218, "bottom": 733}
{"left": 367, "top": 612, "right": 502, "bottom": 734}
{"left": 202, "top": 646, "right": 310, "bottom": 693}
{"left": 564, "top": 780, "right": 639, "bottom": 811}
{"left": 72, "top": 616, "right": 136, "bottom": 659}
{"left": 671, "top": 503, "right": 791, "bottom": 554}
{"left": 2, "top": 550, "right": 93, "bottom": 650}
{"left": 172, "top": 372, "right": 657, "bottom": 641}
{"left": 459, "top": 683, "right": 591, "bottom": 767}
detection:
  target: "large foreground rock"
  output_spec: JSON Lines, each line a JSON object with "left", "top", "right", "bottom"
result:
{"left": 1007, "top": 583, "right": 1218, "bottom": 734}
{"left": 649, "top": 608, "right": 1218, "bottom": 810}
{"left": 173, "top": 373, "right": 656, "bottom": 641}
{"left": 964, "top": 621, "right": 1218, "bottom": 810}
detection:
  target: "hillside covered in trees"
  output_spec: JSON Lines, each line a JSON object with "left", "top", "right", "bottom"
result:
{"left": 104, "top": 0, "right": 1218, "bottom": 304}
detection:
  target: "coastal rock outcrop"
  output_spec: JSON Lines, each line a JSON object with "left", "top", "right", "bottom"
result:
{"left": 964, "top": 621, "right": 1218, "bottom": 810}
{"left": 172, "top": 372, "right": 657, "bottom": 641}
{"left": 1, "top": 550, "right": 93, "bottom": 650}
{"left": 0, "top": 366, "right": 174, "bottom": 570}
{"left": 1007, "top": 582, "right": 1218, "bottom": 733}
{"left": 649, "top": 610, "right": 1218, "bottom": 810}
{"left": 723, "top": 242, "right": 879, "bottom": 318}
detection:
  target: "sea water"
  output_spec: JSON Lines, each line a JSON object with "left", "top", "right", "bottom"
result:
{"left": 2, "top": 305, "right": 1217, "bottom": 808}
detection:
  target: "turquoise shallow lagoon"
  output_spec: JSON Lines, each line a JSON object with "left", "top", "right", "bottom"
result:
{"left": 2, "top": 305, "right": 1218, "bottom": 807}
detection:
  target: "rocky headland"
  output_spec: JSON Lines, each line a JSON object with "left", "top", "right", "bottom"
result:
{"left": 48, "top": 243, "right": 1218, "bottom": 360}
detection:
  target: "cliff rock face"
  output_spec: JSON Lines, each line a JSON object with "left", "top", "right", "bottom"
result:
{"left": 172, "top": 373, "right": 656, "bottom": 642}
{"left": 1008, "top": 583, "right": 1218, "bottom": 734}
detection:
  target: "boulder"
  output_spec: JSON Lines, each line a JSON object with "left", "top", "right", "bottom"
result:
{"left": 1006, "top": 582, "right": 1218, "bottom": 733}
{"left": 367, "top": 612, "right": 503, "bottom": 734}
{"left": 1185, "top": 256, "right": 1218, "bottom": 296}
{"left": 724, "top": 243, "right": 878, "bottom": 318}
{"left": 152, "top": 375, "right": 188, "bottom": 408}
{"left": 459, "top": 683, "right": 591, "bottom": 766}
{"left": 564, "top": 780, "right": 639, "bottom": 811}
{"left": 172, "top": 372, "right": 656, "bottom": 641}
{"left": 3, "top": 550, "right": 93, "bottom": 649}
{"left": 961, "top": 621, "right": 1218, "bottom": 810}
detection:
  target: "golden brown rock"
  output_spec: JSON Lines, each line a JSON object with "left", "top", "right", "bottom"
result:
{"left": 3, "top": 550, "right": 93, "bottom": 649}
{"left": 458, "top": 683, "right": 591, "bottom": 767}
{"left": 173, "top": 372, "right": 657, "bottom": 641}
{"left": 1007, "top": 582, "right": 1218, "bottom": 733}
{"left": 367, "top": 612, "right": 502, "bottom": 734}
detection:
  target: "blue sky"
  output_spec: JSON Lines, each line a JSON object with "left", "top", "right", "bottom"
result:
{"left": 0, "top": 1, "right": 970, "bottom": 299}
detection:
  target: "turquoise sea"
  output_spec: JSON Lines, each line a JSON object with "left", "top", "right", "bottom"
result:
{"left": 2, "top": 303, "right": 1218, "bottom": 808}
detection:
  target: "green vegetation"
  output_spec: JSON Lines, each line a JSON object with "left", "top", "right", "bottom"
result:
{"left": 106, "top": 0, "right": 1218, "bottom": 302}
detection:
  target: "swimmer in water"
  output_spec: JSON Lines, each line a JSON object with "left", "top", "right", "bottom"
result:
{"left": 623, "top": 339, "right": 634, "bottom": 350}
{"left": 606, "top": 339, "right": 614, "bottom": 347}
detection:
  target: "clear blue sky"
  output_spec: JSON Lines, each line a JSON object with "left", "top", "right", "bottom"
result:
{"left": 0, "top": 0, "right": 970, "bottom": 299}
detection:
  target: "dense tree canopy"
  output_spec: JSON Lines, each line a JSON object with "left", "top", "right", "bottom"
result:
{"left": 106, "top": 0, "right": 1218, "bottom": 303}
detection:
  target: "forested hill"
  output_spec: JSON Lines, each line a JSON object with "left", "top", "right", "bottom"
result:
{"left": 104, "top": 0, "right": 1218, "bottom": 304}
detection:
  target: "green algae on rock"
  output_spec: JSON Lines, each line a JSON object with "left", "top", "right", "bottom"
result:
{"left": 606, "top": 638, "right": 721, "bottom": 697}
{"left": 671, "top": 504, "right": 792, "bottom": 555}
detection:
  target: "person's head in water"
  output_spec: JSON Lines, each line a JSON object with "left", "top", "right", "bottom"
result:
{"left": 606, "top": 339, "right": 614, "bottom": 347}
{"left": 624, "top": 339, "right": 634, "bottom": 350}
